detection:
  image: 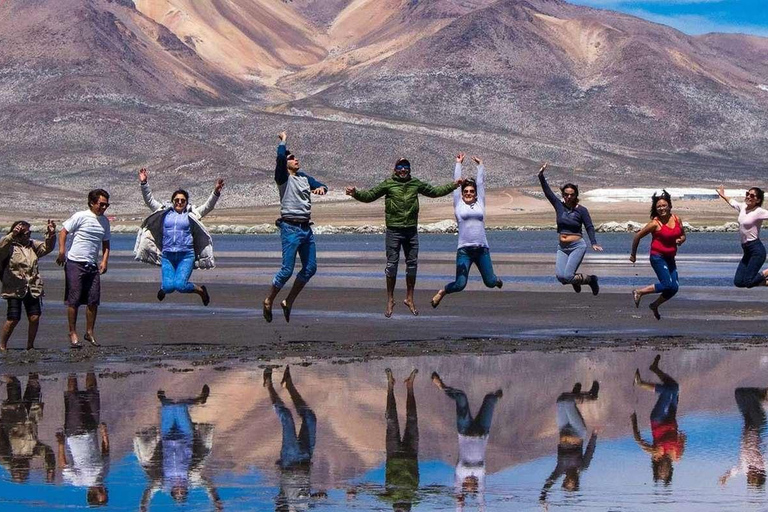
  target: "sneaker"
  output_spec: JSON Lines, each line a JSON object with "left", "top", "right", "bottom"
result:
{"left": 157, "top": 289, "right": 166, "bottom": 301}
{"left": 572, "top": 283, "right": 582, "bottom": 293}
{"left": 588, "top": 275, "right": 600, "bottom": 296}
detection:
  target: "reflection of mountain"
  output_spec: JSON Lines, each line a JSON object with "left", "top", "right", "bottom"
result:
{"left": 20, "top": 348, "right": 768, "bottom": 488}
{"left": 2, "top": 0, "right": 768, "bottom": 212}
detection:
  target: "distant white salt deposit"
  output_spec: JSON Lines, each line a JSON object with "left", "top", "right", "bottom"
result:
{"left": 758, "top": 84, "right": 768, "bottom": 92}
{"left": 583, "top": 188, "right": 744, "bottom": 203}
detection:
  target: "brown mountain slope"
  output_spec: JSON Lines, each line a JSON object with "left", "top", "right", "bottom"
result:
{"left": 0, "top": 0, "right": 242, "bottom": 104}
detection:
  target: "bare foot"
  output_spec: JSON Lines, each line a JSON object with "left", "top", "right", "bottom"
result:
{"left": 385, "top": 298, "right": 395, "bottom": 318}
{"left": 263, "top": 299, "right": 273, "bottom": 323}
{"left": 263, "top": 368, "right": 273, "bottom": 387}
{"left": 632, "top": 290, "right": 641, "bottom": 308}
{"left": 385, "top": 368, "right": 395, "bottom": 388}
{"left": 403, "top": 299, "right": 419, "bottom": 316}
{"left": 281, "top": 365, "right": 292, "bottom": 388}
{"left": 404, "top": 368, "right": 418, "bottom": 386}
{"left": 634, "top": 369, "right": 641, "bottom": 386}
{"left": 431, "top": 371, "right": 445, "bottom": 390}
{"left": 649, "top": 354, "right": 661, "bottom": 372}
{"left": 0, "top": 344, "right": 6, "bottom": 352}
{"left": 431, "top": 290, "right": 445, "bottom": 309}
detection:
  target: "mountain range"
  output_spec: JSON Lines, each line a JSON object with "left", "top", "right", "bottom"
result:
{"left": 1, "top": 0, "right": 766, "bottom": 213}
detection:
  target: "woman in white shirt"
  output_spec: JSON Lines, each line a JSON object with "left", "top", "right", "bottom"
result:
{"left": 717, "top": 186, "right": 768, "bottom": 288}
{"left": 431, "top": 154, "right": 502, "bottom": 308}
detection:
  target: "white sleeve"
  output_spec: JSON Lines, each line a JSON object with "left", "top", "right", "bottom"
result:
{"left": 62, "top": 212, "right": 82, "bottom": 233}
{"left": 729, "top": 199, "right": 742, "bottom": 212}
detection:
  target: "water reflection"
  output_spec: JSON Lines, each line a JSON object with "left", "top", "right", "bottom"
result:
{"left": 540, "top": 380, "right": 599, "bottom": 502}
{"left": 58, "top": 372, "right": 109, "bottom": 506}
{"left": 4, "top": 350, "right": 768, "bottom": 509}
{"left": 720, "top": 388, "right": 768, "bottom": 489}
{"left": 632, "top": 354, "right": 686, "bottom": 485}
{"left": 134, "top": 383, "right": 220, "bottom": 510}
{"left": 264, "top": 365, "right": 326, "bottom": 510}
{"left": 0, "top": 373, "right": 54, "bottom": 483}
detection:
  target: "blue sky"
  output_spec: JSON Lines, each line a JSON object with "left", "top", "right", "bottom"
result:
{"left": 568, "top": 0, "right": 768, "bottom": 37}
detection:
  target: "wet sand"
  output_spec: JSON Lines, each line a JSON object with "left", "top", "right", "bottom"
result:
{"left": 2, "top": 245, "right": 768, "bottom": 371}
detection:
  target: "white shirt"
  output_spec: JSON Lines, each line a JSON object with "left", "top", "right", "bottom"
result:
{"left": 63, "top": 432, "right": 105, "bottom": 487}
{"left": 454, "top": 163, "right": 489, "bottom": 249}
{"left": 730, "top": 200, "right": 768, "bottom": 244}
{"left": 63, "top": 210, "right": 111, "bottom": 265}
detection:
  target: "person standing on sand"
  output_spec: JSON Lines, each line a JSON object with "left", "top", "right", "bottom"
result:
{"left": 538, "top": 163, "right": 602, "bottom": 295}
{"left": 716, "top": 185, "right": 768, "bottom": 289}
{"left": 134, "top": 168, "right": 224, "bottom": 306}
{"left": 263, "top": 131, "right": 328, "bottom": 323}
{"left": 629, "top": 190, "right": 686, "bottom": 320}
{"left": 346, "top": 158, "right": 460, "bottom": 317}
{"left": 632, "top": 354, "right": 686, "bottom": 486}
{"left": 432, "top": 371, "right": 502, "bottom": 508}
{"left": 56, "top": 190, "right": 111, "bottom": 349}
{"left": 0, "top": 220, "right": 56, "bottom": 351}
{"left": 431, "top": 153, "right": 502, "bottom": 309}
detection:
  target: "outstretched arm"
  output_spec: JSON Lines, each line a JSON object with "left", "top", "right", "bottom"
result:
{"left": 306, "top": 174, "right": 328, "bottom": 195}
{"left": 418, "top": 178, "right": 460, "bottom": 198}
{"left": 630, "top": 221, "right": 657, "bottom": 263}
{"left": 717, "top": 185, "right": 739, "bottom": 211}
{"left": 350, "top": 180, "right": 389, "bottom": 202}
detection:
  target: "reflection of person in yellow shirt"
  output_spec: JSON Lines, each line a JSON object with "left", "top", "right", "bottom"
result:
{"left": 0, "top": 373, "right": 54, "bottom": 483}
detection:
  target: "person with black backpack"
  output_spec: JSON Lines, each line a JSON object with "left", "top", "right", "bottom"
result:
{"left": 0, "top": 220, "right": 56, "bottom": 351}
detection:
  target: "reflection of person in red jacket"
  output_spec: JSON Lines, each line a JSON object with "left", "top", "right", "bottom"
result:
{"left": 632, "top": 354, "right": 686, "bottom": 485}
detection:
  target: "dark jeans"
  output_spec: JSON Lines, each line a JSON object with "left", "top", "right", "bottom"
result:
{"left": 651, "top": 383, "right": 679, "bottom": 424}
{"left": 735, "top": 388, "right": 767, "bottom": 429}
{"left": 650, "top": 254, "right": 679, "bottom": 299}
{"left": 386, "top": 385, "right": 418, "bottom": 459}
{"left": 734, "top": 240, "right": 767, "bottom": 288}
{"left": 445, "top": 246, "right": 499, "bottom": 294}
{"left": 6, "top": 292, "right": 42, "bottom": 321}
{"left": 274, "top": 401, "right": 316, "bottom": 468}
{"left": 385, "top": 227, "right": 418, "bottom": 278}
{"left": 443, "top": 387, "right": 499, "bottom": 437}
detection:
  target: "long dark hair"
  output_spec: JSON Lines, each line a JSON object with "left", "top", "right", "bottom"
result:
{"left": 650, "top": 190, "right": 672, "bottom": 219}
{"left": 7, "top": 220, "right": 30, "bottom": 234}
{"left": 560, "top": 183, "right": 579, "bottom": 204}
{"left": 749, "top": 187, "right": 765, "bottom": 207}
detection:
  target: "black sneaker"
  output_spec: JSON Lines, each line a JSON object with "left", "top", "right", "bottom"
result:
{"left": 571, "top": 283, "right": 582, "bottom": 293}
{"left": 588, "top": 275, "right": 600, "bottom": 296}
{"left": 571, "top": 382, "right": 582, "bottom": 394}
{"left": 588, "top": 380, "right": 600, "bottom": 398}
{"left": 157, "top": 289, "right": 166, "bottom": 301}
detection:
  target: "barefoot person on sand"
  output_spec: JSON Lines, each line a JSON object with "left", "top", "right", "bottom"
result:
{"left": 0, "top": 220, "right": 56, "bottom": 351}
{"left": 630, "top": 191, "right": 686, "bottom": 320}
{"left": 538, "top": 163, "right": 602, "bottom": 295}
{"left": 431, "top": 153, "right": 502, "bottom": 308}
{"left": 134, "top": 168, "right": 223, "bottom": 306}
{"left": 632, "top": 354, "right": 686, "bottom": 485}
{"left": 56, "top": 190, "right": 111, "bottom": 348}
{"left": 263, "top": 131, "right": 328, "bottom": 323}
{"left": 346, "top": 158, "right": 460, "bottom": 317}
{"left": 432, "top": 371, "right": 502, "bottom": 507}
{"left": 716, "top": 185, "right": 768, "bottom": 289}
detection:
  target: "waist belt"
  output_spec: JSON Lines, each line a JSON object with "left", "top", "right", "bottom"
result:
{"left": 277, "top": 218, "right": 312, "bottom": 228}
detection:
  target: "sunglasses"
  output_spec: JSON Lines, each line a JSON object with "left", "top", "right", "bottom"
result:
{"left": 395, "top": 165, "right": 410, "bottom": 171}
{"left": 96, "top": 202, "right": 110, "bottom": 208}
{"left": 746, "top": 192, "right": 759, "bottom": 199}
{"left": 462, "top": 189, "right": 476, "bottom": 195}
{"left": 173, "top": 198, "right": 188, "bottom": 204}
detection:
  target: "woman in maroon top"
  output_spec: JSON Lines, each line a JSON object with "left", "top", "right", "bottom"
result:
{"left": 629, "top": 191, "right": 686, "bottom": 320}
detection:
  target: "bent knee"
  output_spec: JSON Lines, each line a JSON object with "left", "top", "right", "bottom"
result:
{"left": 27, "top": 315, "right": 40, "bottom": 323}
{"left": 556, "top": 275, "right": 573, "bottom": 285}
{"left": 162, "top": 283, "right": 176, "bottom": 294}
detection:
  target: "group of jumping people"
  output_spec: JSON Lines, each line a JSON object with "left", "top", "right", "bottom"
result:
{"left": 1, "top": 131, "right": 767, "bottom": 350}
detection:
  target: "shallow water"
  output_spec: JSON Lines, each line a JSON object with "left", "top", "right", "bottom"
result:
{"left": 3, "top": 347, "right": 768, "bottom": 510}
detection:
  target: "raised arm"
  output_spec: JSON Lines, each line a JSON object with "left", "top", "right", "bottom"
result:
{"left": 194, "top": 179, "right": 223, "bottom": 218}
{"left": 630, "top": 221, "right": 657, "bottom": 263}
{"left": 275, "top": 132, "right": 289, "bottom": 186}
{"left": 538, "top": 163, "right": 560, "bottom": 209}
{"left": 717, "top": 185, "right": 740, "bottom": 211}
{"left": 453, "top": 153, "right": 464, "bottom": 206}
{"left": 33, "top": 219, "right": 57, "bottom": 257}
{"left": 539, "top": 464, "right": 565, "bottom": 502}
{"left": 473, "top": 156, "right": 485, "bottom": 204}
{"left": 139, "top": 169, "right": 164, "bottom": 212}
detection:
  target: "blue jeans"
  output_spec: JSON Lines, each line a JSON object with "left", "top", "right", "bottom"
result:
{"left": 274, "top": 402, "right": 317, "bottom": 468}
{"left": 161, "top": 250, "right": 196, "bottom": 294}
{"left": 445, "top": 246, "right": 499, "bottom": 294}
{"left": 273, "top": 223, "right": 317, "bottom": 289}
{"left": 734, "top": 240, "right": 767, "bottom": 288}
{"left": 651, "top": 383, "right": 679, "bottom": 424}
{"left": 161, "top": 403, "right": 194, "bottom": 438}
{"left": 650, "top": 254, "right": 679, "bottom": 299}
{"left": 443, "top": 387, "right": 499, "bottom": 437}
{"left": 555, "top": 238, "right": 587, "bottom": 284}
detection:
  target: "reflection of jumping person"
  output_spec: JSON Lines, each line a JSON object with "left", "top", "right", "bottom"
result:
{"left": 0, "top": 373, "right": 54, "bottom": 483}
{"left": 432, "top": 371, "right": 501, "bottom": 506}
{"left": 134, "top": 384, "right": 219, "bottom": 511}
{"left": 263, "top": 132, "right": 328, "bottom": 323}
{"left": 134, "top": 168, "right": 224, "bottom": 306}
{"left": 264, "top": 366, "right": 326, "bottom": 510}
{"left": 716, "top": 185, "right": 768, "bottom": 289}
{"left": 630, "top": 191, "right": 686, "bottom": 320}
{"left": 632, "top": 354, "right": 686, "bottom": 485}
{"left": 382, "top": 368, "right": 420, "bottom": 511}
{"left": 720, "top": 388, "right": 768, "bottom": 489}
{"left": 538, "top": 163, "right": 602, "bottom": 294}
{"left": 540, "top": 381, "right": 599, "bottom": 502}
{"left": 431, "top": 154, "right": 502, "bottom": 308}
{"left": 346, "top": 158, "right": 460, "bottom": 317}
{"left": 56, "top": 373, "right": 110, "bottom": 507}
